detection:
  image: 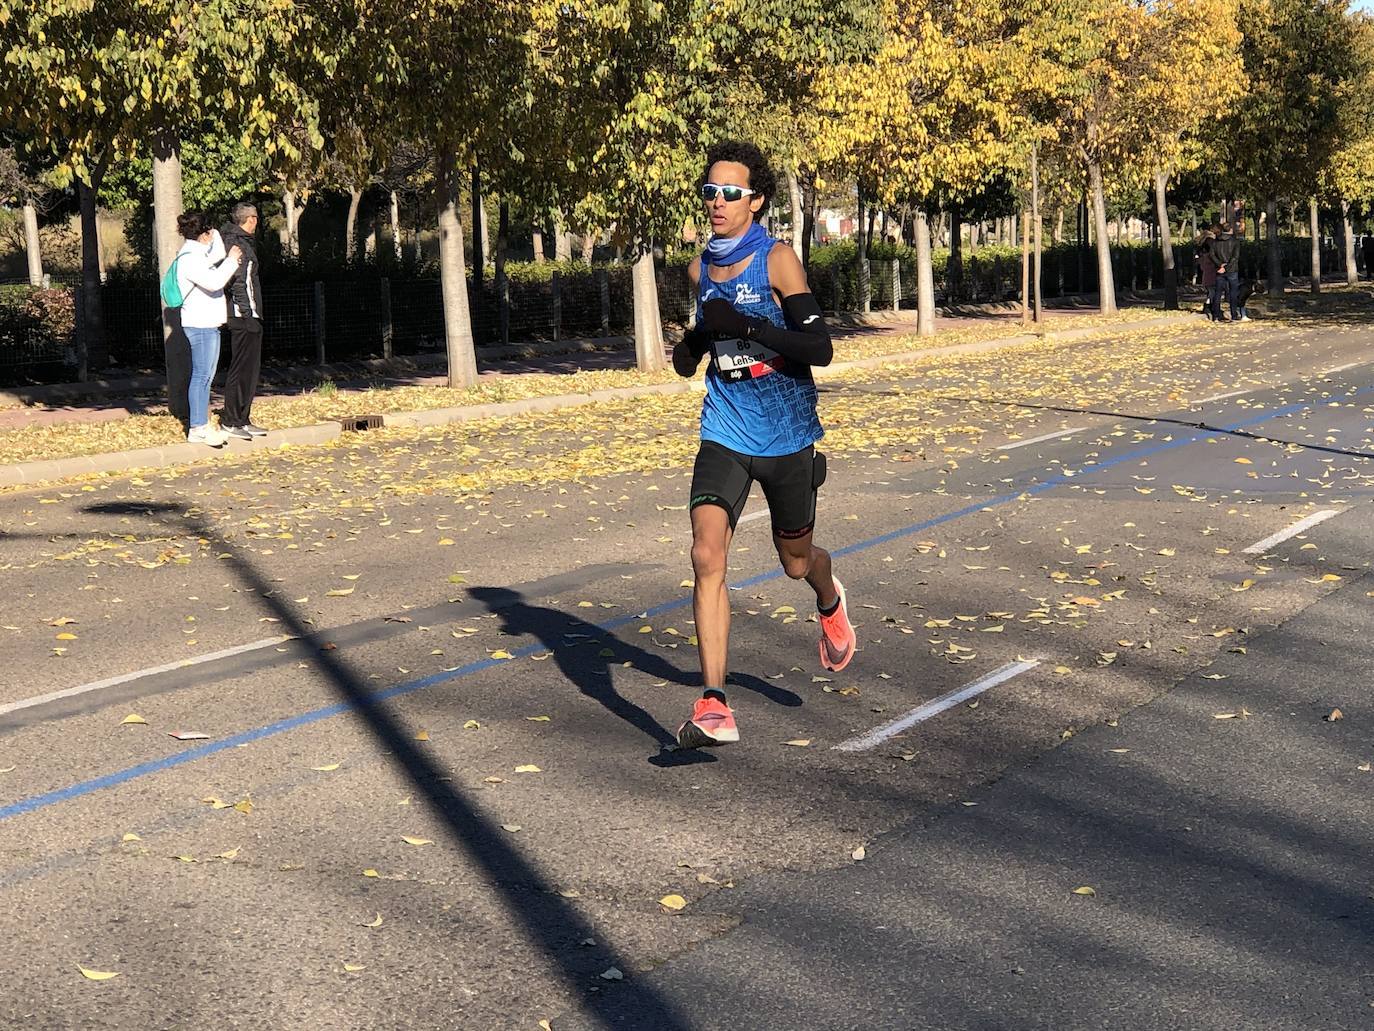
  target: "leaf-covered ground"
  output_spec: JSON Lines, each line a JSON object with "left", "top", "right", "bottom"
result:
{"left": 0, "top": 310, "right": 1174, "bottom": 469}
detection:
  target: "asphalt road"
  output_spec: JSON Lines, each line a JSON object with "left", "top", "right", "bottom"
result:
{"left": 1, "top": 300, "right": 1372, "bottom": 1029}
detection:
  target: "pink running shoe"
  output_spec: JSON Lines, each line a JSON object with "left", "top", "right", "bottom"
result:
{"left": 818, "top": 578, "right": 857, "bottom": 673}
{"left": 677, "top": 695, "right": 739, "bottom": 748}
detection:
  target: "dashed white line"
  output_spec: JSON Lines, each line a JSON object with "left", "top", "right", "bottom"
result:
{"left": 1195, "top": 388, "right": 1251, "bottom": 404}
{"left": 1242, "top": 509, "right": 1343, "bottom": 555}
{"left": 0, "top": 636, "right": 292, "bottom": 719}
{"left": 833, "top": 659, "right": 1040, "bottom": 752}
{"left": 996, "top": 427, "right": 1088, "bottom": 451}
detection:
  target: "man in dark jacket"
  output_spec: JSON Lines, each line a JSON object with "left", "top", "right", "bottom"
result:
{"left": 1206, "top": 222, "right": 1242, "bottom": 322}
{"left": 1363, "top": 235, "right": 1374, "bottom": 281}
{"left": 219, "top": 202, "right": 266, "bottom": 439}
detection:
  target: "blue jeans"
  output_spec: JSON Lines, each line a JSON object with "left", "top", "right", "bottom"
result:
{"left": 1221, "top": 270, "right": 1241, "bottom": 319}
{"left": 185, "top": 326, "right": 222, "bottom": 429}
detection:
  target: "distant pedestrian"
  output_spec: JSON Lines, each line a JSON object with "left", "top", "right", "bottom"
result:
{"left": 1206, "top": 221, "right": 1241, "bottom": 322}
{"left": 219, "top": 202, "right": 267, "bottom": 440}
{"left": 1363, "top": 234, "right": 1374, "bottom": 281}
{"left": 173, "top": 210, "right": 240, "bottom": 447}
{"left": 1196, "top": 225, "right": 1219, "bottom": 319}
{"left": 1231, "top": 218, "right": 1252, "bottom": 321}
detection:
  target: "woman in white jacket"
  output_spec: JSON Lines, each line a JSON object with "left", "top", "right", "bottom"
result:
{"left": 174, "top": 211, "right": 241, "bottom": 446}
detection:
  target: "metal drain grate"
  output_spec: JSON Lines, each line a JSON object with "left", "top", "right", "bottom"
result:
{"left": 338, "top": 413, "right": 385, "bottom": 432}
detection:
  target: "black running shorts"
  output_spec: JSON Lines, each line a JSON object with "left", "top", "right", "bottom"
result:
{"left": 689, "top": 440, "right": 826, "bottom": 538}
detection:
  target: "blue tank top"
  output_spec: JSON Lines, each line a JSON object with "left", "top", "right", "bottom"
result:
{"left": 696, "top": 240, "right": 823, "bottom": 457}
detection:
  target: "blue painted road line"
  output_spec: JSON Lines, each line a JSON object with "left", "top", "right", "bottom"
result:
{"left": 0, "top": 381, "right": 1366, "bottom": 824}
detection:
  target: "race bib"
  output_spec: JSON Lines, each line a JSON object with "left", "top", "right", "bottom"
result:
{"left": 712, "top": 337, "right": 783, "bottom": 382}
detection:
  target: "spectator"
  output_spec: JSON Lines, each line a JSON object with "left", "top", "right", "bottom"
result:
{"left": 1363, "top": 234, "right": 1374, "bottom": 281}
{"left": 1231, "top": 218, "right": 1252, "bottom": 321}
{"left": 219, "top": 202, "right": 267, "bottom": 440}
{"left": 1195, "top": 225, "right": 1219, "bottom": 320}
{"left": 174, "top": 210, "right": 240, "bottom": 447}
{"left": 1206, "top": 221, "right": 1241, "bottom": 322}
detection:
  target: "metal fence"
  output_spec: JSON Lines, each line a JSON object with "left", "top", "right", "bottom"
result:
{"left": 1, "top": 239, "right": 1369, "bottom": 387}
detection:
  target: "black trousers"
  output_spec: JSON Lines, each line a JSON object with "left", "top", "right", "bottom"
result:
{"left": 223, "top": 316, "right": 263, "bottom": 427}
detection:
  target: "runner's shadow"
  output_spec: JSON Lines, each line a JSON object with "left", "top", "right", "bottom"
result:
{"left": 468, "top": 585, "right": 696, "bottom": 754}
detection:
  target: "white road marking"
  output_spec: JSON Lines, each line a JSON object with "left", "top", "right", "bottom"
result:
{"left": 1242, "top": 509, "right": 1343, "bottom": 555}
{"left": 1323, "top": 361, "right": 1360, "bottom": 375}
{"left": 996, "top": 427, "right": 1087, "bottom": 451}
{"left": 1195, "top": 388, "right": 1251, "bottom": 403}
{"left": 738, "top": 509, "right": 770, "bottom": 525}
{"left": 833, "top": 659, "right": 1040, "bottom": 752}
{"left": 0, "top": 636, "right": 291, "bottom": 719}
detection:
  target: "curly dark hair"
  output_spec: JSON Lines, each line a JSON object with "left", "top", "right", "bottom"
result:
{"left": 177, "top": 210, "right": 210, "bottom": 240}
{"left": 702, "top": 140, "right": 776, "bottom": 222}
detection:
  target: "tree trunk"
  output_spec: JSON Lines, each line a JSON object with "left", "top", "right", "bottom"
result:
{"left": 282, "top": 188, "right": 301, "bottom": 258}
{"left": 20, "top": 199, "right": 43, "bottom": 286}
{"left": 152, "top": 132, "right": 184, "bottom": 411}
{"left": 390, "top": 190, "right": 403, "bottom": 263}
{"left": 631, "top": 239, "right": 665, "bottom": 372}
{"left": 787, "top": 166, "right": 805, "bottom": 261}
{"left": 346, "top": 185, "right": 363, "bottom": 262}
{"left": 152, "top": 135, "right": 183, "bottom": 280}
{"left": 1309, "top": 197, "right": 1320, "bottom": 294}
{"left": 1087, "top": 159, "right": 1116, "bottom": 314}
{"left": 580, "top": 231, "right": 596, "bottom": 261}
{"left": 436, "top": 144, "right": 478, "bottom": 388}
{"left": 554, "top": 214, "right": 572, "bottom": 262}
{"left": 1020, "top": 208, "right": 1031, "bottom": 326}
{"left": 1032, "top": 144, "right": 1043, "bottom": 323}
{"left": 948, "top": 207, "right": 963, "bottom": 302}
{"left": 96, "top": 214, "right": 106, "bottom": 282}
{"left": 1342, "top": 199, "right": 1358, "bottom": 286}
{"left": 1053, "top": 209, "right": 1064, "bottom": 245}
{"left": 802, "top": 179, "right": 816, "bottom": 268}
{"left": 532, "top": 224, "right": 545, "bottom": 264}
{"left": 914, "top": 208, "right": 935, "bottom": 337}
{"left": 496, "top": 199, "right": 510, "bottom": 345}
{"left": 1154, "top": 170, "right": 1177, "bottom": 310}
{"left": 1266, "top": 196, "right": 1282, "bottom": 298}
{"left": 471, "top": 165, "right": 485, "bottom": 288}
{"left": 77, "top": 170, "right": 107, "bottom": 381}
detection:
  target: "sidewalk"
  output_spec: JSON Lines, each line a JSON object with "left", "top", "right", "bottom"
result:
{"left": 0, "top": 301, "right": 1200, "bottom": 489}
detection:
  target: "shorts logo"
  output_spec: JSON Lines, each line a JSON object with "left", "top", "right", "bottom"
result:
{"left": 734, "top": 281, "right": 762, "bottom": 307}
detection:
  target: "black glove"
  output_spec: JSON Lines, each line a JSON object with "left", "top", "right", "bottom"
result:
{"left": 701, "top": 297, "right": 755, "bottom": 340}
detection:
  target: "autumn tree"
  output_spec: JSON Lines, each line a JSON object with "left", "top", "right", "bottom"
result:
{"left": 1318, "top": 11, "right": 1374, "bottom": 287}
{"left": 807, "top": 0, "right": 1038, "bottom": 333}
{"left": 1041, "top": 0, "right": 1244, "bottom": 315}
{"left": 528, "top": 0, "right": 879, "bottom": 371}
{"left": 1220, "top": 0, "right": 1358, "bottom": 297}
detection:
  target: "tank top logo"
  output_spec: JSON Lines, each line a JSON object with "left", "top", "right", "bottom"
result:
{"left": 734, "top": 281, "right": 763, "bottom": 307}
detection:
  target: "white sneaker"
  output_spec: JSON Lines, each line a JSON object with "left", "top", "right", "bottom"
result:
{"left": 187, "top": 425, "right": 228, "bottom": 447}
{"left": 1239, "top": 315, "right": 1252, "bottom": 322}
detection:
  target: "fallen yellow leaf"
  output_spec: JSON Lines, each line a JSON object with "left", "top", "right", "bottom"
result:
{"left": 1071, "top": 886, "right": 1096, "bottom": 896}
{"left": 400, "top": 836, "right": 433, "bottom": 846}
{"left": 363, "top": 913, "right": 383, "bottom": 928}
{"left": 659, "top": 894, "right": 687, "bottom": 911}
{"left": 311, "top": 763, "right": 341, "bottom": 772}
{"left": 120, "top": 714, "right": 148, "bottom": 726}
{"left": 784, "top": 739, "right": 812, "bottom": 747}
{"left": 515, "top": 764, "right": 542, "bottom": 773}
{"left": 77, "top": 965, "right": 119, "bottom": 981}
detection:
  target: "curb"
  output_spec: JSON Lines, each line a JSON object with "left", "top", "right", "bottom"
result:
{"left": 0, "top": 311, "right": 1201, "bottom": 490}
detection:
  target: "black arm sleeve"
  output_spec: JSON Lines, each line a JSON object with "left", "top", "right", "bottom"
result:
{"left": 745, "top": 292, "right": 833, "bottom": 367}
{"left": 672, "top": 324, "right": 713, "bottom": 377}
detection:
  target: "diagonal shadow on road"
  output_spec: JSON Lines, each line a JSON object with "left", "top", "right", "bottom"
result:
{"left": 80, "top": 500, "right": 693, "bottom": 1030}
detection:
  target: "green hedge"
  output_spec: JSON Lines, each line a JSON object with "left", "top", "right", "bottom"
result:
{"left": 0, "top": 285, "right": 77, "bottom": 381}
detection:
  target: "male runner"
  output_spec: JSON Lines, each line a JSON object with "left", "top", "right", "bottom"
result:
{"left": 672, "top": 140, "right": 857, "bottom": 749}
